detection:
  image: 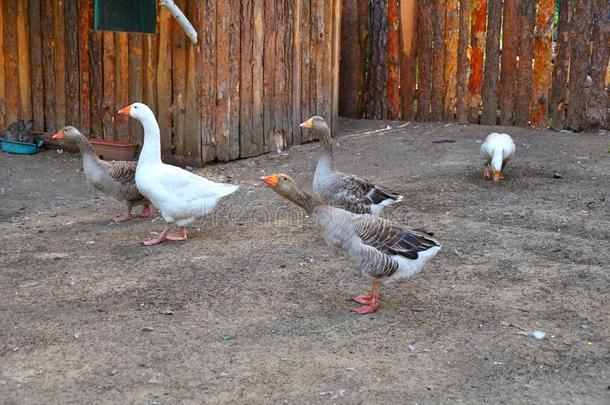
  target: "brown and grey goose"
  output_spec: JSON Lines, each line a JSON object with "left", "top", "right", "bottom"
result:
{"left": 53, "top": 126, "right": 152, "bottom": 222}
{"left": 300, "top": 116, "right": 403, "bottom": 216}
{"left": 261, "top": 173, "right": 440, "bottom": 314}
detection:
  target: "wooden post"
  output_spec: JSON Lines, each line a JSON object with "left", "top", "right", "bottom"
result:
{"left": 53, "top": 0, "right": 66, "bottom": 129}
{"left": 455, "top": 0, "right": 471, "bottom": 124}
{"left": 339, "top": 0, "right": 361, "bottom": 119}
{"left": 200, "top": 0, "right": 217, "bottom": 162}
{"left": 480, "top": 0, "right": 502, "bottom": 125}
{"left": 549, "top": 0, "right": 572, "bottom": 131}
{"left": 17, "top": 0, "right": 32, "bottom": 122}
{"left": 157, "top": 6, "right": 173, "bottom": 157}
{"left": 291, "top": 0, "right": 302, "bottom": 144}
{"left": 430, "top": 0, "right": 446, "bottom": 121}
{"left": 183, "top": 0, "right": 201, "bottom": 165}
{"left": 64, "top": 0, "right": 80, "bottom": 127}
{"left": 275, "top": 0, "right": 288, "bottom": 149}
{"left": 365, "top": 0, "right": 388, "bottom": 119}
{"left": 357, "top": 0, "right": 369, "bottom": 119}
{"left": 586, "top": 0, "right": 610, "bottom": 130}
{"left": 88, "top": 13, "right": 103, "bottom": 137}
{"left": 240, "top": 0, "right": 254, "bottom": 156}
{"left": 498, "top": 0, "right": 518, "bottom": 126}
{"left": 263, "top": 0, "right": 276, "bottom": 149}
{"left": 0, "top": 0, "right": 5, "bottom": 129}
{"left": 331, "top": 0, "right": 341, "bottom": 134}
{"left": 443, "top": 0, "right": 459, "bottom": 121}
{"left": 399, "top": 0, "right": 418, "bottom": 121}
{"left": 170, "top": 0, "right": 186, "bottom": 157}
{"left": 467, "top": 0, "right": 486, "bottom": 123}
{"left": 417, "top": 0, "right": 433, "bottom": 121}
{"left": 387, "top": 0, "right": 400, "bottom": 120}
{"left": 28, "top": 0, "right": 44, "bottom": 131}
{"left": 529, "top": 0, "right": 555, "bottom": 127}
{"left": 252, "top": 0, "right": 264, "bottom": 149}
{"left": 566, "top": 0, "right": 593, "bottom": 131}
{"left": 115, "top": 33, "right": 129, "bottom": 141}
{"left": 513, "top": 0, "right": 536, "bottom": 127}
{"left": 300, "top": 0, "right": 311, "bottom": 140}
{"left": 102, "top": 32, "right": 116, "bottom": 140}
{"left": 77, "top": 0, "right": 91, "bottom": 135}
{"left": 3, "top": 1, "right": 21, "bottom": 124}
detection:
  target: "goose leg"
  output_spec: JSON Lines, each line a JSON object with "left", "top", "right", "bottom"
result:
{"left": 142, "top": 226, "right": 171, "bottom": 246}
{"left": 138, "top": 203, "right": 154, "bottom": 218}
{"left": 165, "top": 226, "right": 187, "bottom": 241}
{"left": 352, "top": 281, "right": 381, "bottom": 314}
{"left": 113, "top": 206, "right": 134, "bottom": 222}
{"left": 483, "top": 164, "right": 490, "bottom": 180}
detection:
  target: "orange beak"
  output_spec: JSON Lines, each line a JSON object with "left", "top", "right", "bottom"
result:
{"left": 260, "top": 175, "right": 279, "bottom": 187}
{"left": 300, "top": 118, "right": 313, "bottom": 129}
{"left": 52, "top": 129, "right": 64, "bottom": 140}
{"left": 492, "top": 170, "right": 502, "bottom": 182}
{"left": 118, "top": 105, "right": 131, "bottom": 116}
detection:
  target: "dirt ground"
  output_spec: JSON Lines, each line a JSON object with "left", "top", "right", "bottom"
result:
{"left": 1, "top": 119, "right": 609, "bottom": 404}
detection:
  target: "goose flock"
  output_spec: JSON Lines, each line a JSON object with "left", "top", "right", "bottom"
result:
{"left": 53, "top": 102, "right": 516, "bottom": 314}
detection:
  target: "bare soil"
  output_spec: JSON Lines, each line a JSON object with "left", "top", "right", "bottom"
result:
{"left": 1, "top": 120, "right": 609, "bottom": 404}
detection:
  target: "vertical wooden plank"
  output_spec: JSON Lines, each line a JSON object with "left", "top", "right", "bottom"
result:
{"left": 312, "top": 0, "right": 325, "bottom": 121}
{"left": 513, "top": 0, "right": 536, "bottom": 127}
{"left": 28, "top": 0, "right": 44, "bottom": 131}
{"left": 322, "top": 0, "right": 333, "bottom": 128}
{"left": 275, "top": 0, "right": 288, "bottom": 150}
{"left": 143, "top": 34, "right": 158, "bottom": 117}
{"left": 366, "top": 0, "right": 388, "bottom": 119}
{"left": 170, "top": 1, "right": 186, "bottom": 157}
{"left": 357, "top": 0, "right": 369, "bottom": 118}
{"left": 291, "top": 0, "right": 302, "bottom": 144}
{"left": 331, "top": 0, "right": 341, "bottom": 134}
{"left": 339, "top": 0, "right": 361, "bottom": 118}
{"left": 251, "top": 0, "right": 264, "bottom": 153}
{"left": 586, "top": 0, "right": 610, "bottom": 130}
{"left": 77, "top": 0, "right": 91, "bottom": 135}
{"left": 3, "top": 1, "right": 21, "bottom": 124}
{"left": 129, "top": 34, "right": 144, "bottom": 144}
{"left": 300, "top": 0, "right": 311, "bottom": 140}
{"left": 387, "top": 0, "right": 400, "bottom": 120}
{"left": 263, "top": 0, "right": 276, "bottom": 150}
{"left": 53, "top": 0, "right": 66, "bottom": 128}
{"left": 529, "top": 0, "right": 555, "bottom": 127}
{"left": 102, "top": 32, "right": 115, "bottom": 140}
{"left": 455, "top": 0, "right": 470, "bottom": 123}
{"left": 64, "top": 0, "right": 79, "bottom": 127}
{"left": 566, "top": 0, "right": 593, "bottom": 131}
{"left": 0, "top": 0, "right": 5, "bottom": 129}
{"left": 284, "top": 1, "right": 294, "bottom": 145}
{"left": 157, "top": 7, "right": 173, "bottom": 157}
{"left": 430, "top": 0, "right": 446, "bottom": 121}
{"left": 498, "top": 0, "right": 519, "bottom": 126}
{"left": 417, "top": 0, "right": 433, "bottom": 121}
{"left": 17, "top": 0, "right": 32, "bottom": 122}
{"left": 200, "top": 0, "right": 216, "bottom": 162}
{"left": 467, "top": 0, "right": 486, "bottom": 123}
{"left": 228, "top": 0, "right": 241, "bottom": 160}
{"left": 308, "top": 0, "right": 318, "bottom": 124}
{"left": 550, "top": 0, "right": 572, "bottom": 130}
{"left": 88, "top": 12, "right": 103, "bottom": 137}
{"left": 240, "top": 0, "right": 254, "bottom": 156}
{"left": 215, "top": 0, "right": 231, "bottom": 161}
{"left": 115, "top": 32, "right": 129, "bottom": 141}
{"left": 399, "top": 0, "right": 418, "bottom": 120}
{"left": 480, "top": 0, "right": 502, "bottom": 125}
{"left": 183, "top": 0, "right": 201, "bottom": 165}
{"left": 443, "top": 0, "right": 459, "bottom": 120}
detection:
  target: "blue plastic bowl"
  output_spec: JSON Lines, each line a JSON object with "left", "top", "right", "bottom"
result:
{"left": 1, "top": 137, "right": 44, "bottom": 154}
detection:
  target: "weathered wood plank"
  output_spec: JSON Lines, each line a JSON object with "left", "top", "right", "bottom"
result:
{"left": 263, "top": 0, "right": 276, "bottom": 150}
{"left": 309, "top": 0, "right": 318, "bottom": 124}
{"left": 365, "top": 0, "right": 388, "bottom": 119}
{"left": 586, "top": 0, "right": 610, "bottom": 130}
{"left": 64, "top": 0, "right": 79, "bottom": 127}
{"left": 430, "top": 0, "right": 446, "bottom": 121}
{"left": 17, "top": 0, "right": 31, "bottom": 122}
{"left": 549, "top": 0, "right": 572, "bottom": 130}
{"left": 387, "top": 0, "right": 400, "bottom": 120}
{"left": 357, "top": 0, "right": 369, "bottom": 119}
{"left": 143, "top": 33, "right": 158, "bottom": 117}
{"left": 129, "top": 34, "right": 144, "bottom": 144}
{"left": 498, "top": 0, "right": 519, "bottom": 126}
{"left": 291, "top": 0, "right": 302, "bottom": 145}
{"left": 228, "top": 0, "right": 241, "bottom": 160}
{"left": 455, "top": 0, "right": 470, "bottom": 123}
{"left": 28, "top": 0, "right": 44, "bottom": 131}
{"left": 443, "top": 0, "right": 459, "bottom": 120}
{"left": 284, "top": 1, "right": 295, "bottom": 145}
{"left": 102, "top": 32, "right": 116, "bottom": 140}
{"left": 467, "top": 0, "right": 486, "bottom": 123}
{"left": 170, "top": 0, "right": 186, "bottom": 157}
{"left": 331, "top": 0, "right": 341, "bottom": 134}
{"left": 115, "top": 32, "right": 129, "bottom": 141}
{"left": 183, "top": 0, "right": 201, "bottom": 165}
{"left": 53, "top": 0, "right": 66, "bottom": 129}
{"left": 77, "top": 0, "right": 91, "bottom": 135}
{"left": 480, "top": 0, "right": 502, "bottom": 125}
{"left": 529, "top": 0, "right": 555, "bottom": 127}
{"left": 199, "top": 0, "right": 216, "bottom": 162}
{"left": 513, "top": 0, "right": 536, "bottom": 127}
{"left": 275, "top": 0, "right": 288, "bottom": 151}
{"left": 251, "top": 0, "right": 264, "bottom": 153}
{"left": 0, "top": 0, "right": 5, "bottom": 129}
{"left": 240, "top": 0, "right": 254, "bottom": 156}
{"left": 399, "top": 0, "right": 418, "bottom": 120}
{"left": 3, "top": 1, "right": 20, "bottom": 124}
{"left": 215, "top": 0, "right": 232, "bottom": 161}
{"left": 417, "top": 0, "right": 433, "bottom": 121}
{"left": 157, "top": 6, "right": 173, "bottom": 157}
{"left": 89, "top": 11, "right": 103, "bottom": 137}
{"left": 300, "top": 0, "right": 311, "bottom": 140}
{"left": 339, "top": 0, "right": 360, "bottom": 119}
{"left": 322, "top": 0, "right": 333, "bottom": 129}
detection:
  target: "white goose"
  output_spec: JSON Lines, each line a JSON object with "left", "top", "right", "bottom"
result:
{"left": 118, "top": 103, "right": 238, "bottom": 245}
{"left": 480, "top": 132, "right": 516, "bottom": 182}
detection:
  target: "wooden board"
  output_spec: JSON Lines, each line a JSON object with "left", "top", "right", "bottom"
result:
{"left": 430, "top": 0, "right": 446, "bottom": 121}
{"left": 399, "top": 0, "right": 418, "bottom": 120}
{"left": 77, "top": 0, "right": 91, "bottom": 135}
{"left": 443, "top": 0, "right": 459, "bottom": 120}
{"left": 143, "top": 33, "right": 158, "bottom": 116}
{"left": 240, "top": 0, "right": 254, "bottom": 156}
{"left": 275, "top": 0, "right": 288, "bottom": 150}
{"left": 183, "top": 0, "right": 201, "bottom": 165}
{"left": 64, "top": 0, "right": 79, "bottom": 127}
{"left": 549, "top": 0, "right": 572, "bottom": 130}
{"left": 529, "top": 0, "right": 555, "bottom": 127}
{"left": 387, "top": 0, "right": 400, "bottom": 120}
{"left": 586, "top": 0, "right": 610, "bottom": 129}
{"left": 129, "top": 34, "right": 143, "bottom": 144}
{"left": 102, "top": 32, "right": 116, "bottom": 140}
{"left": 28, "top": 0, "right": 44, "bottom": 131}
{"left": 455, "top": 0, "right": 471, "bottom": 123}
{"left": 339, "top": 0, "right": 360, "bottom": 118}
{"left": 53, "top": 0, "right": 66, "bottom": 129}
{"left": 17, "top": 0, "right": 32, "bottom": 122}
{"left": 480, "top": 0, "right": 502, "bottom": 125}
{"left": 300, "top": 0, "right": 311, "bottom": 139}
{"left": 89, "top": 3, "right": 103, "bottom": 138}
{"left": 357, "top": 0, "right": 369, "bottom": 119}
{"left": 513, "top": 0, "right": 536, "bottom": 127}
{"left": 3, "top": 1, "right": 21, "bottom": 124}
{"left": 417, "top": 0, "right": 433, "bottom": 121}
{"left": 291, "top": 0, "right": 302, "bottom": 144}
{"left": 156, "top": 6, "right": 173, "bottom": 157}
{"left": 365, "top": 0, "right": 388, "bottom": 119}
{"left": 115, "top": 33, "right": 129, "bottom": 140}
{"left": 467, "top": 0, "right": 486, "bottom": 123}
{"left": 331, "top": 0, "right": 341, "bottom": 134}
{"left": 262, "top": 0, "right": 276, "bottom": 150}
{"left": 170, "top": 0, "right": 186, "bottom": 157}
{"left": 498, "top": 0, "right": 519, "bottom": 125}
{"left": 0, "top": 0, "right": 5, "bottom": 128}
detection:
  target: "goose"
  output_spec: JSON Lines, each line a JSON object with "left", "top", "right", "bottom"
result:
{"left": 52, "top": 126, "right": 152, "bottom": 222}
{"left": 118, "top": 102, "right": 238, "bottom": 245}
{"left": 480, "top": 132, "right": 516, "bottom": 182}
{"left": 261, "top": 173, "right": 440, "bottom": 314}
{"left": 300, "top": 116, "right": 403, "bottom": 216}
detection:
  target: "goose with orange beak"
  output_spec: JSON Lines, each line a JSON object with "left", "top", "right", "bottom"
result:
{"left": 52, "top": 126, "right": 152, "bottom": 222}
{"left": 261, "top": 173, "right": 441, "bottom": 314}
{"left": 480, "top": 132, "right": 516, "bottom": 182}
{"left": 118, "top": 102, "right": 238, "bottom": 245}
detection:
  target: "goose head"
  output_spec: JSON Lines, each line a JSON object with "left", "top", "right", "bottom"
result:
{"left": 260, "top": 173, "right": 298, "bottom": 200}
{"left": 118, "top": 102, "right": 156, "bottom": 123}
{"left": 300, "top": 116, "right": 329, "bottom": 134}
{"left": 52, "top": 126, "right": 83, "bottom": 140}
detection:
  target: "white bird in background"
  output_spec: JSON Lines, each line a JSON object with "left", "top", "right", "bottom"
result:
{"left": 480, "top": 132, "right": 516, "bottom": 183}
{"left": 118, "top": 102, "right": 238, "bottom": 245}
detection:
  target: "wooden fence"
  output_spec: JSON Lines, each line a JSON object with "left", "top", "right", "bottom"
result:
{"left": 0, "top": 0, "right": 342, "bottom": 165}
{"left": 340, "top": 0, "right": 610, "bottom": 131}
